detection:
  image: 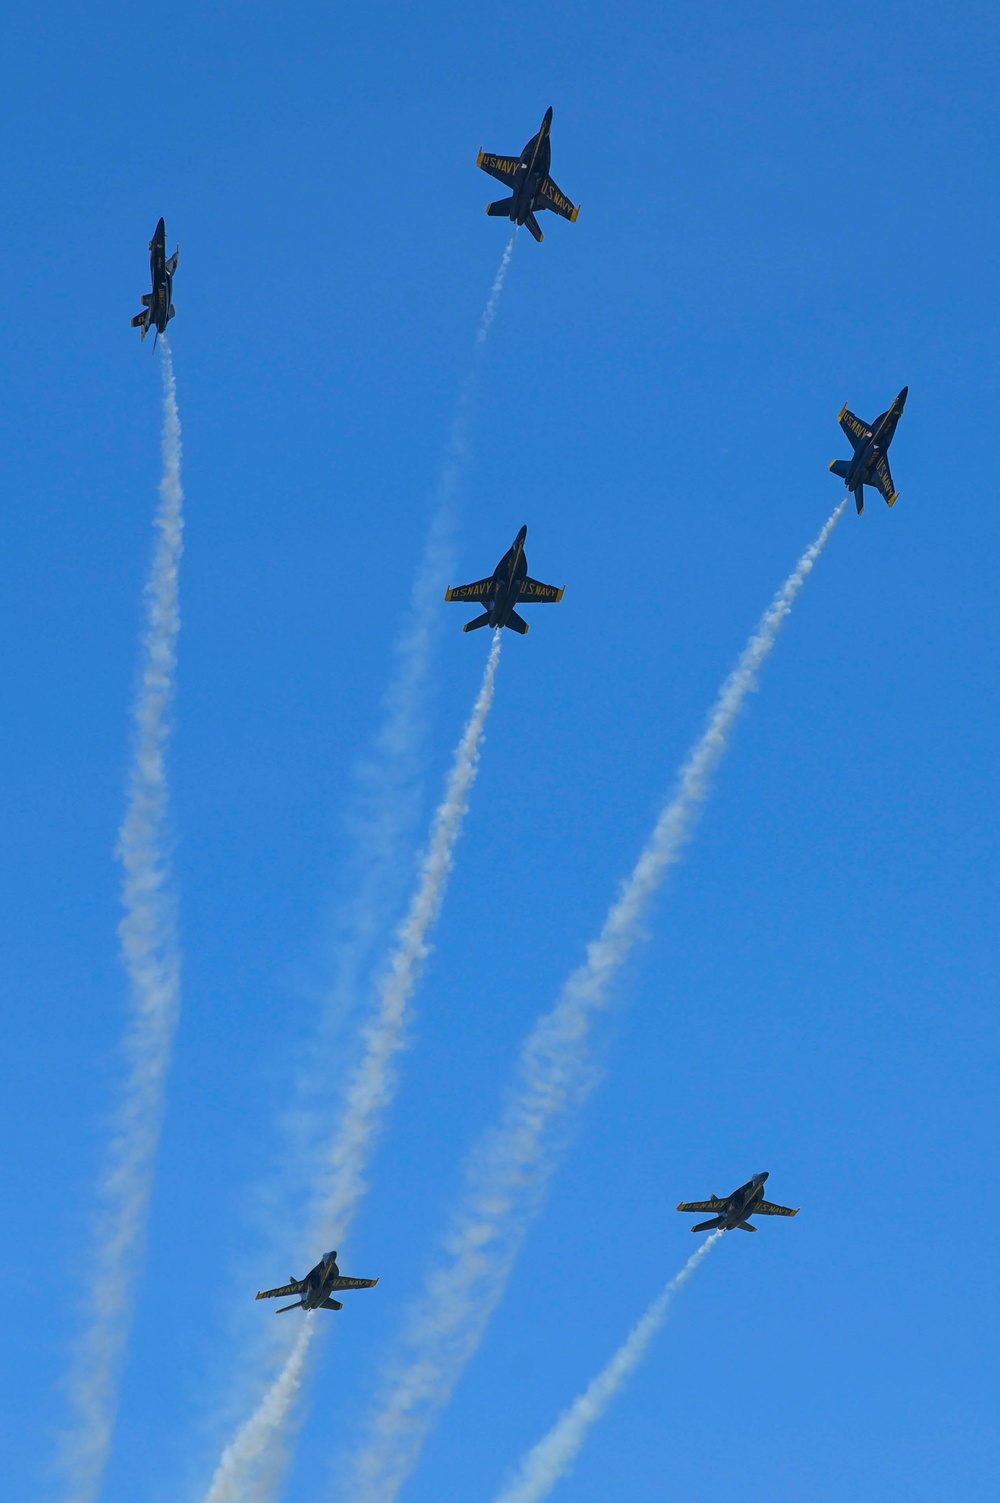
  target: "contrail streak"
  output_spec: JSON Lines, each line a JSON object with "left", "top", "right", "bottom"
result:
{"left": 61, "top": 342, "right": 185, "bottom": 1503}
{"left": 477, "top": 233, "right": 516, "bottom": 346}
{"left": 490, "top": 1233, "right": 723, "bottom": 1503}
{"left": 200, "top": 634, "right": 503, "bottom": 1503}
{"left": 200, "top": 1321, "right": 314, "bottom": 1503}
{"left": 345, "top": 500, "right": 847, "bottom": 1503}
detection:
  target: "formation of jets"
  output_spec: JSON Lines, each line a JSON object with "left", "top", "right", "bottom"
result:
{"left": 127, "top": 104, "right": 921, "bottom": 1310}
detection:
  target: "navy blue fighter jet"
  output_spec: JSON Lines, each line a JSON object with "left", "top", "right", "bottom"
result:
{"left": 829, "top": 386, "right": 908, "bottom": 514}
{"left": 255, "top": 1250, "right": 378, "bottom": 1313}
{"left": 477, "top": 107, "right": 580, "bottom": 242}
{"left": 131, "top": 218, "right": 179, "bottom": 346}
{"left": 445, "top": 525, "right": 564, "bottom": 634}
{"left": 677, "top": 1172, "right": 799, "bottom": 1233}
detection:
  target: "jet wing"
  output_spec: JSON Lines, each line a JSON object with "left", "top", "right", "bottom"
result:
{"left": 256, "top": 1280, "right": 305, "bottom": 1300}
{"left": 535, "top": 176, "right": 579, "bottom": 221}
{"left": 838, "top": 406, "right": 873, "bottom": 451}
{"left": 676, "top": 1200, "right": 721, "bottom": 1213}
{"left": 477, "top": 151, "right": 521, "bottom": 187}
{"left": 755, "top": 1200, "right": 799, "bottom": 1217}
{"left": 445, "top": 578, "right": 492, "bottom": 602}
{"left": 869, "top": 453, "right": 899, "bottom": 506}
{"left": 329, "top": 1276, "right": 379, "bottom": 1291}
{"left": 519, "top": 577, "right": 564, "bottom": 602}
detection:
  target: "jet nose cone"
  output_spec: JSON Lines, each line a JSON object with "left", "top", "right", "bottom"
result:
{"left": 516, "top": 524, "right": 528, "bottom": 544}
{"left": 542, "top": 106, "right": 553, "bottom": 130}
{"left": 757, "top": 1171, "right": 769, "bottom": 1182}
{"left": 898, "top": 385, "right": 909, "bottom": 405}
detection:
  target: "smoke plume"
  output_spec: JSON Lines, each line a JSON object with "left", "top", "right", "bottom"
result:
{"left": 61, "top": 342, "right": 185, "bottom": 1503}
{"left": 492, "top": 1233, "right": 723, "bottom": 1503}
{"left": 200, "top": 634, "right": 503, "bottom": 1503}
{"left": 344, "top": 501, "right": 847, "bottom": 1502}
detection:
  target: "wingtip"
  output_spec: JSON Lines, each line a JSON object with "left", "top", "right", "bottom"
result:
{"left": 477, "top": 148, "right": 485, "bottom": 166}
{"left": 445, "top": 588, "right": 455, "bottom": 600}
{"left": 555, "top": 587, "right": 565, "bottom": 601}
{"left": 837, "top": 404, "right": 847, "bottom": 420}
{"left": 828, "top": 460, "right": 838, "bottom": 472}
{"left": 887, "top": 493, "right": 899, "bottom": 507}
{"left": 255, "top": 1291, "right": 264, "bottom": 1300}
{"left": 570, "top": 205, "right": 580, "bottom": 222}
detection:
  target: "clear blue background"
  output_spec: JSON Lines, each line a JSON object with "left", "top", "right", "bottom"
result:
{"left": 1, "top": 2, "right": 997, "bottom": 1500}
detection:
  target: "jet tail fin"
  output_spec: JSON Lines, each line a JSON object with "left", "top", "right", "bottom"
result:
{"left": 463, "top": 612, "right": 491, "bottom": 633}
{"left": 505, "top": 610, "right": 530, "bottom": 634}
{"left": 524, "top": 211, "right": 544, "bottom": 242}
{"left": 829, "top": 460, "right": 851, "bottom": 480}
{"left": 486, "top": 197, "right": 514, "bottom": 218}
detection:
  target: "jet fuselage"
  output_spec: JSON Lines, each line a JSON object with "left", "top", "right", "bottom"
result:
{"left": 507, "top": 109, "right": 553, "bottom": 225}
{"left": 717, "top": 1172, "right": 768, "bottom": 1229}
{"left": 486, "top": 524, "right": 529, "bottom": 627}
{"left": 845, "top": 388, "right": 907, "bottom": 492}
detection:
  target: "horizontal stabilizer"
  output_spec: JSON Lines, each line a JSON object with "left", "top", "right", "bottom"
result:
{"left": 829, "top": 459, "right": 851, "bottom": 480}
{"left": 276, "top": 1299, "right": 304, "bottom": 1313}
{"left": 525, "top": 211, "right": 544, "bottom": 243}
{"left": 320, "top": 1297, "right": 344, "bottom": 1310}
{"left": 737, "top": 1221, "right": 757, "bottom": 1232}
{"left": 463, "top": 612, "right": 491, "bottom": 633}
{"left": 691, "top": 1216, "right": 725, "bottom": 1233}
{"left": 486, "top": 197, "right": 514, "bottom": 218}
{"left": 854, "top": 486, "right": 865, "bottom": 515}
{"left": 141, "top": 294, "right": 152, "bottom": 306}
{"left": 505, "top": 610, "right": 530, "bottom": 635}
{"left": 167, "top": 303, "right": 176, "bottom": 322}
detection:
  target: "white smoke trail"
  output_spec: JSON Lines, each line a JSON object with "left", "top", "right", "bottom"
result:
{"left": 200, "top": 634, "right": 503, "bottom": 1503}
{"left": 345, "top": 500, "right": 847, "bottom": 1503}
{"left": 477, "top": 233, "right": 517, "bottom": 346}
{"left": 200, "top": 1320, "right": 314, "bottom": 1503}
{"left": 491, "top": 1233, "right": 723, "bottom": 1503}
{"left": 290, "top": 230, "right": 518, "bottom": 1122}
{"left": 60, "top": 342, "right": 184, "bottom": 1503}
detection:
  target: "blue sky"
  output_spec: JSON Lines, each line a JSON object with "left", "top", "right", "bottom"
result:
{"left": 2, "top": 1, "right": 998, "bottom": 1500}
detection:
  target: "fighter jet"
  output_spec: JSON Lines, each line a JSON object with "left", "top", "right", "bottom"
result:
{"left": 829, "top": 386, "right": 908, "bottom": 514}
{"left": 445, "top": 525, "right": 564, "bottom": 634}
{"left": 131, "top": 217, "right": 179, "bottom": 346}
{"left": 677, "top": 1171, "right": 799, "bottom": 1233}
{"left": 255, "top": 1250, "right": 378, "bottom": 1313}
{"left": 477, "top": 107, "right": 580, "bottom": 243}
